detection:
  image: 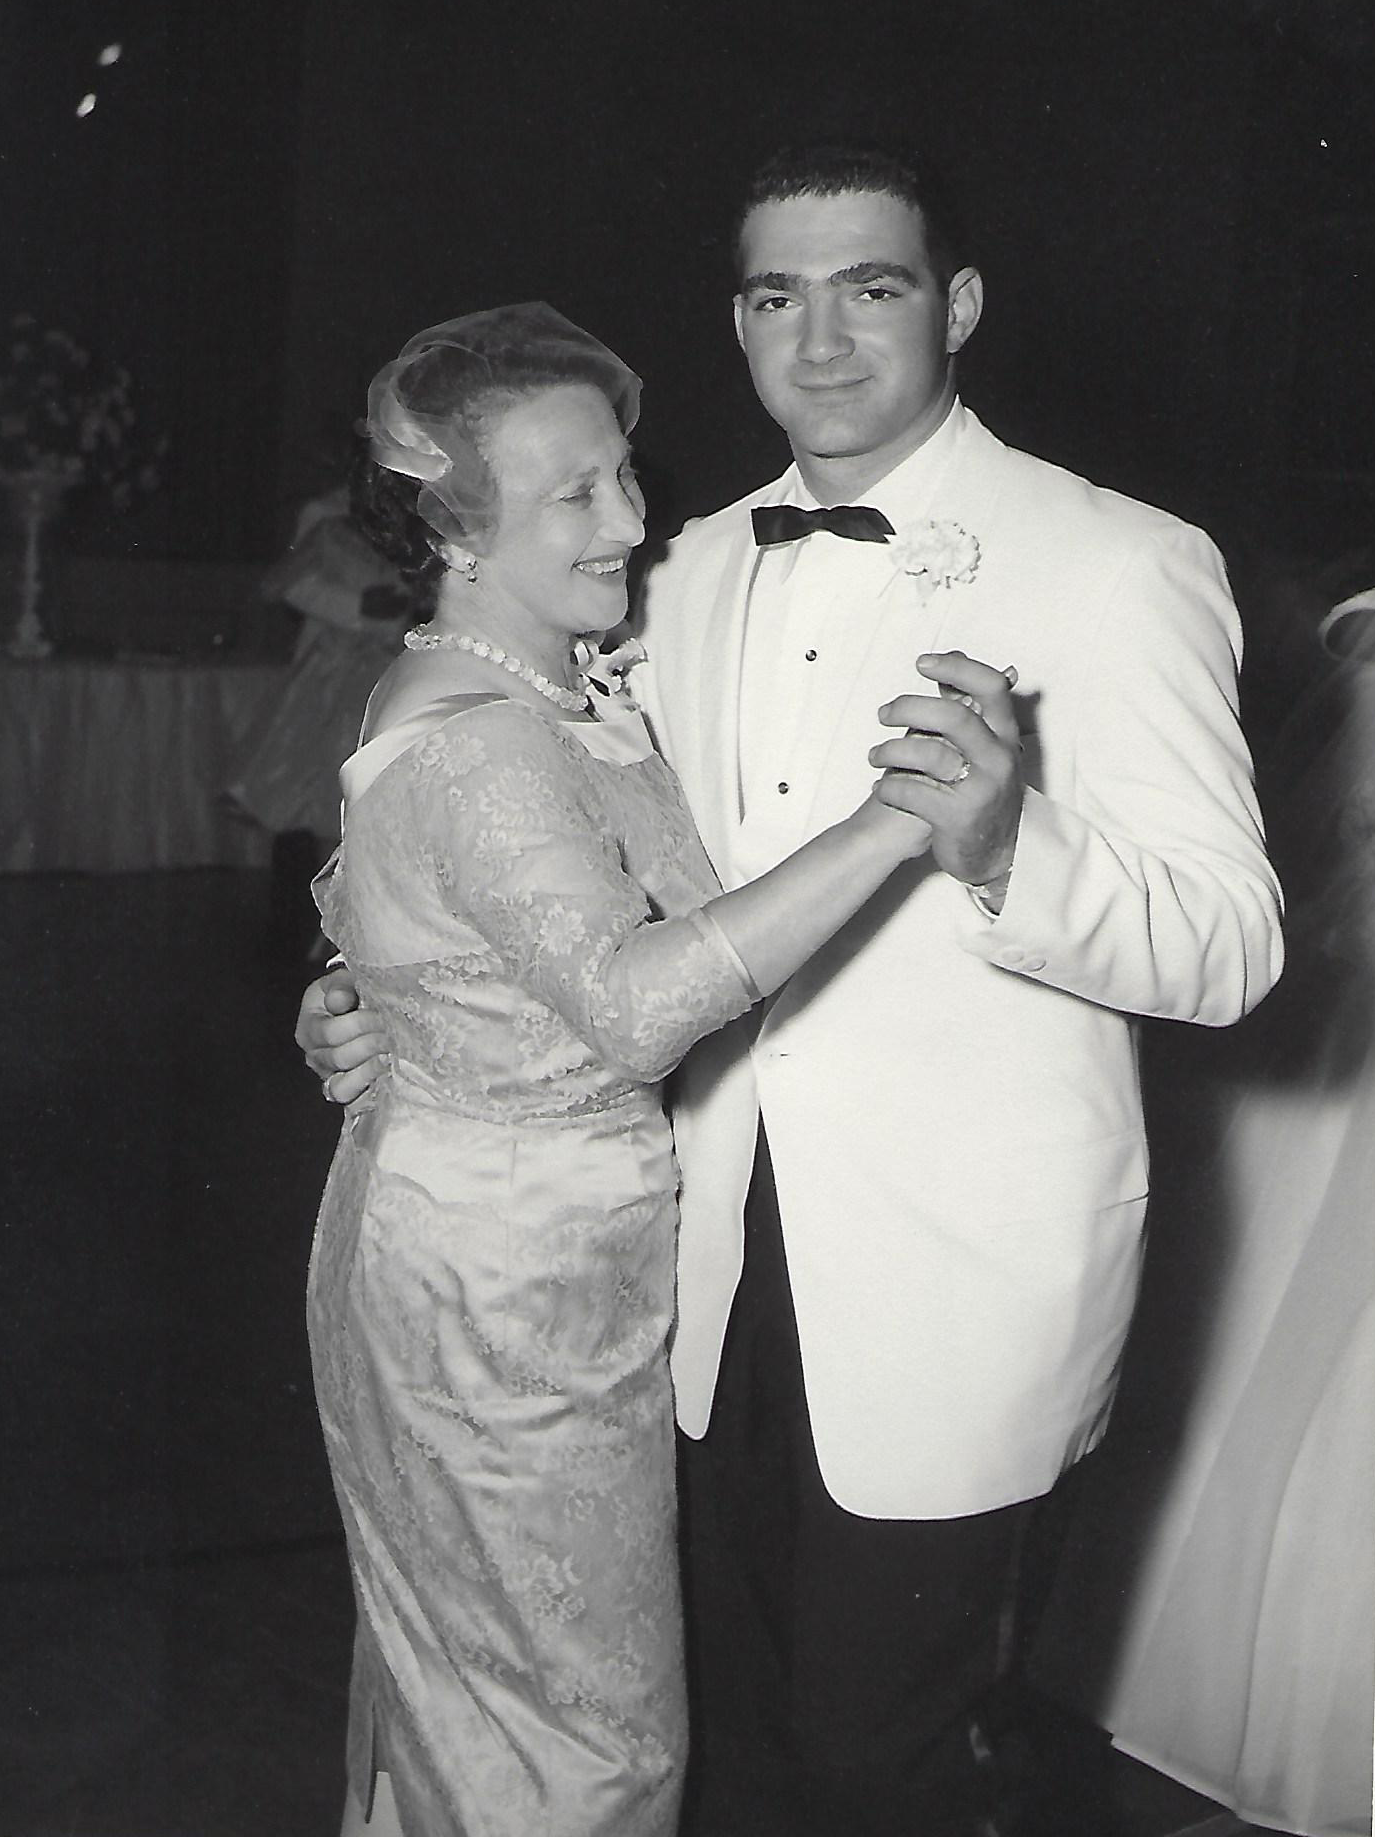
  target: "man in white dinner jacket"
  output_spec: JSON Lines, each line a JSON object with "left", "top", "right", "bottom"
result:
{"left": 298, "top": 143, "right": 1283, "bottom": 1836}
{"left": 631, "top": 144, "right": 1283, "bottom": 1836}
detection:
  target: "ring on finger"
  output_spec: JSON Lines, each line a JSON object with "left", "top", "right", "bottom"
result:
{"left": 950, "top": 758, "right": 972, "bottom": 784}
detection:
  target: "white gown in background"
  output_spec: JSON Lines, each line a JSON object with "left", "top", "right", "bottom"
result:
{"left": 1051, "top": 651, "right": 1375, "bottom": 1836}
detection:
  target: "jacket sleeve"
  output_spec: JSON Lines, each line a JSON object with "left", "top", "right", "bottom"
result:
{"left": 961, "top": 523, "right": 1284, "bottom": 1024}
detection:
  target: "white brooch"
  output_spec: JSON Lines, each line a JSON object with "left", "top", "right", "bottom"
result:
{"left": 598, "top": 635, "right": 647, "bottom": 679}
{"left": 889, "top": 519, "right": 981, "bottom": 603}
{"left": 581, "top": 634, "right": 647, "bottom": 704}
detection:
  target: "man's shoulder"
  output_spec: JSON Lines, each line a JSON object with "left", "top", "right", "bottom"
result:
{"left": 972, "top": 414, "right": 1209, "bottom": 550}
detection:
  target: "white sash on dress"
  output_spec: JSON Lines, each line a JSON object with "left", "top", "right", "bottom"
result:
{"left": 339, "top": 688, "right": 656, "bottom": 812}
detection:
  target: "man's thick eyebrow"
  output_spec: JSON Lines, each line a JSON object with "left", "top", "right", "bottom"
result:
{"left": 739, "top": 261, "right": 924, "bottom": 295}
{"left": 739, "top": 270, "right": 804, "bottom": 295}
{"left": 830, "top": 261, "right": 923, "bottom": 288}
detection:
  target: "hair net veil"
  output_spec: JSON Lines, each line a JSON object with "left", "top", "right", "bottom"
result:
{"left": 362, "top": 302, "right": 641, "bottom": 546}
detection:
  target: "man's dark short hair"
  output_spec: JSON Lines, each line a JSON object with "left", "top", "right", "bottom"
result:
{"left": 732, "top": 143, "right": 969, "bottom": 290}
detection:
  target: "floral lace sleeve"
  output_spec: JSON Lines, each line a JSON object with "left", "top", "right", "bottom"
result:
{"left": 405, "top": 699, "right": 756, "bottom": 1083}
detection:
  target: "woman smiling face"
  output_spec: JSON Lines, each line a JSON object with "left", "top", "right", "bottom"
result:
{"left": 468, "top": 383, "right": 646, "bottom": 658}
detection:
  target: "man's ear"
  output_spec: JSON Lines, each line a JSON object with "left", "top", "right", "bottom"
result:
{"left": 733, "top": 295, "right": 747, "bottom": 353}
{"left": 946, "top": 266, "right": 983, "bottom": 356}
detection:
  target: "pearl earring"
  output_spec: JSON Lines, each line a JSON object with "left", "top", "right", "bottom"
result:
{"left": 450, "top": 547, "right": 478, "bottom": 584}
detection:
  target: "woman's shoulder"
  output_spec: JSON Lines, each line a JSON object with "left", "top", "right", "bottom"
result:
{"left": 400, "top": 697, "right": 604, "bottom": 843}
{"left": 403, "top": 692, "right": 586, "bottom": 780}
{"left": 362, "top": 650, "right": 487, "bottom": 739}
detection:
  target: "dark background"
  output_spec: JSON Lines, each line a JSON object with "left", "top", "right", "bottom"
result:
{"left": 2, "top": 6, "right": 1371, "bottom": 1830}
{"left": 4, "top": 0, "right": 1372, "bottom": 577}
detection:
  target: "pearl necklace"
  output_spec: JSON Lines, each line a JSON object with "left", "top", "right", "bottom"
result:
{"left": 403, "top": 624, "right": 589, "bottom": 712}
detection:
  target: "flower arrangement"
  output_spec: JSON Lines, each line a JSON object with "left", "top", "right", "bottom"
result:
{"left": 889, "top": 518, "right": 981, "bottom": 603}
{"left": 0, "top": 313, "right": 164, "bottom": 510}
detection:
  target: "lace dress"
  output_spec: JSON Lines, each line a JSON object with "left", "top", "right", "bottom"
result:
{"left": 307, "top": 688, "right": 756, "bottom": 1837}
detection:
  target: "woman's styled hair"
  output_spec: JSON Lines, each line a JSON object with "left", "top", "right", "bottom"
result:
{"left": 351, "top": 302, "right": 641, "bottom": 579}
{"left": 732, "top": 142, "right": 970, "bottom": 290}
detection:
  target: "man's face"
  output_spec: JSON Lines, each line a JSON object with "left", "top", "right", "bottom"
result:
{"left": 733, "top": 189, "right": 979, "bottom": 484}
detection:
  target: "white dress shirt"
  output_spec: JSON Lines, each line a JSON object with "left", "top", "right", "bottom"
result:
{"left": 733, "top": 401, "right": 965, "bottom": 884}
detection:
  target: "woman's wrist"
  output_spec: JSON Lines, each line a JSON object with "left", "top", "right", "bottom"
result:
{"left": 849, "top": 792, "right": 929, "bottom": 863}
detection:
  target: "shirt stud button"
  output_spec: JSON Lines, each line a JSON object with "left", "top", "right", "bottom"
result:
{"left": 804, "top": 649, "right": 818, "bottom": 662}
{"left": 778, "top": 781, "right": 790, "bottom": 795}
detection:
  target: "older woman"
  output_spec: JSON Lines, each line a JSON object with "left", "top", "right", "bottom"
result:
{"left": 307, "top": 304, "right": 951, "bottom": 1837}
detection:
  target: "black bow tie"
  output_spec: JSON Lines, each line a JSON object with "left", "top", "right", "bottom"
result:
{"left": 751, "top": 503, "right": 895, "bottom": 547}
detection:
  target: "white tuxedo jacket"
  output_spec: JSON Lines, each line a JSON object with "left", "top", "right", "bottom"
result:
{"left": 637, "top": 409, "right": 1283, "bottom": 1521}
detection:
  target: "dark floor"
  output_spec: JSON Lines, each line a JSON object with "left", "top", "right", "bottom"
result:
{"left": 0, "top": 868, "right": 1279, "bottom": 1836}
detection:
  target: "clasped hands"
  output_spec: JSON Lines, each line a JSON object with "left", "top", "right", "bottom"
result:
{"left": 869, "top": 649, "right": 1023, "bottom": 892}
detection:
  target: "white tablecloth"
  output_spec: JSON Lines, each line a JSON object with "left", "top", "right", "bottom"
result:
{"left": 0, "top": 657, "right": 290, "bottom": 871}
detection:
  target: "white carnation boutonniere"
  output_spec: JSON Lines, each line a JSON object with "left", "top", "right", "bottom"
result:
{"left": 889, "top": 519, "right": 981, "bottom": 604}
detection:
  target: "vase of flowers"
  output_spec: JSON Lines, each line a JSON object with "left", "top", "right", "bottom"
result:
{"left": 0, "top": 314, "right": 164, "bottom": 658}
{"left": 0, "top": 465, "right": 80, "bottom": 658}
